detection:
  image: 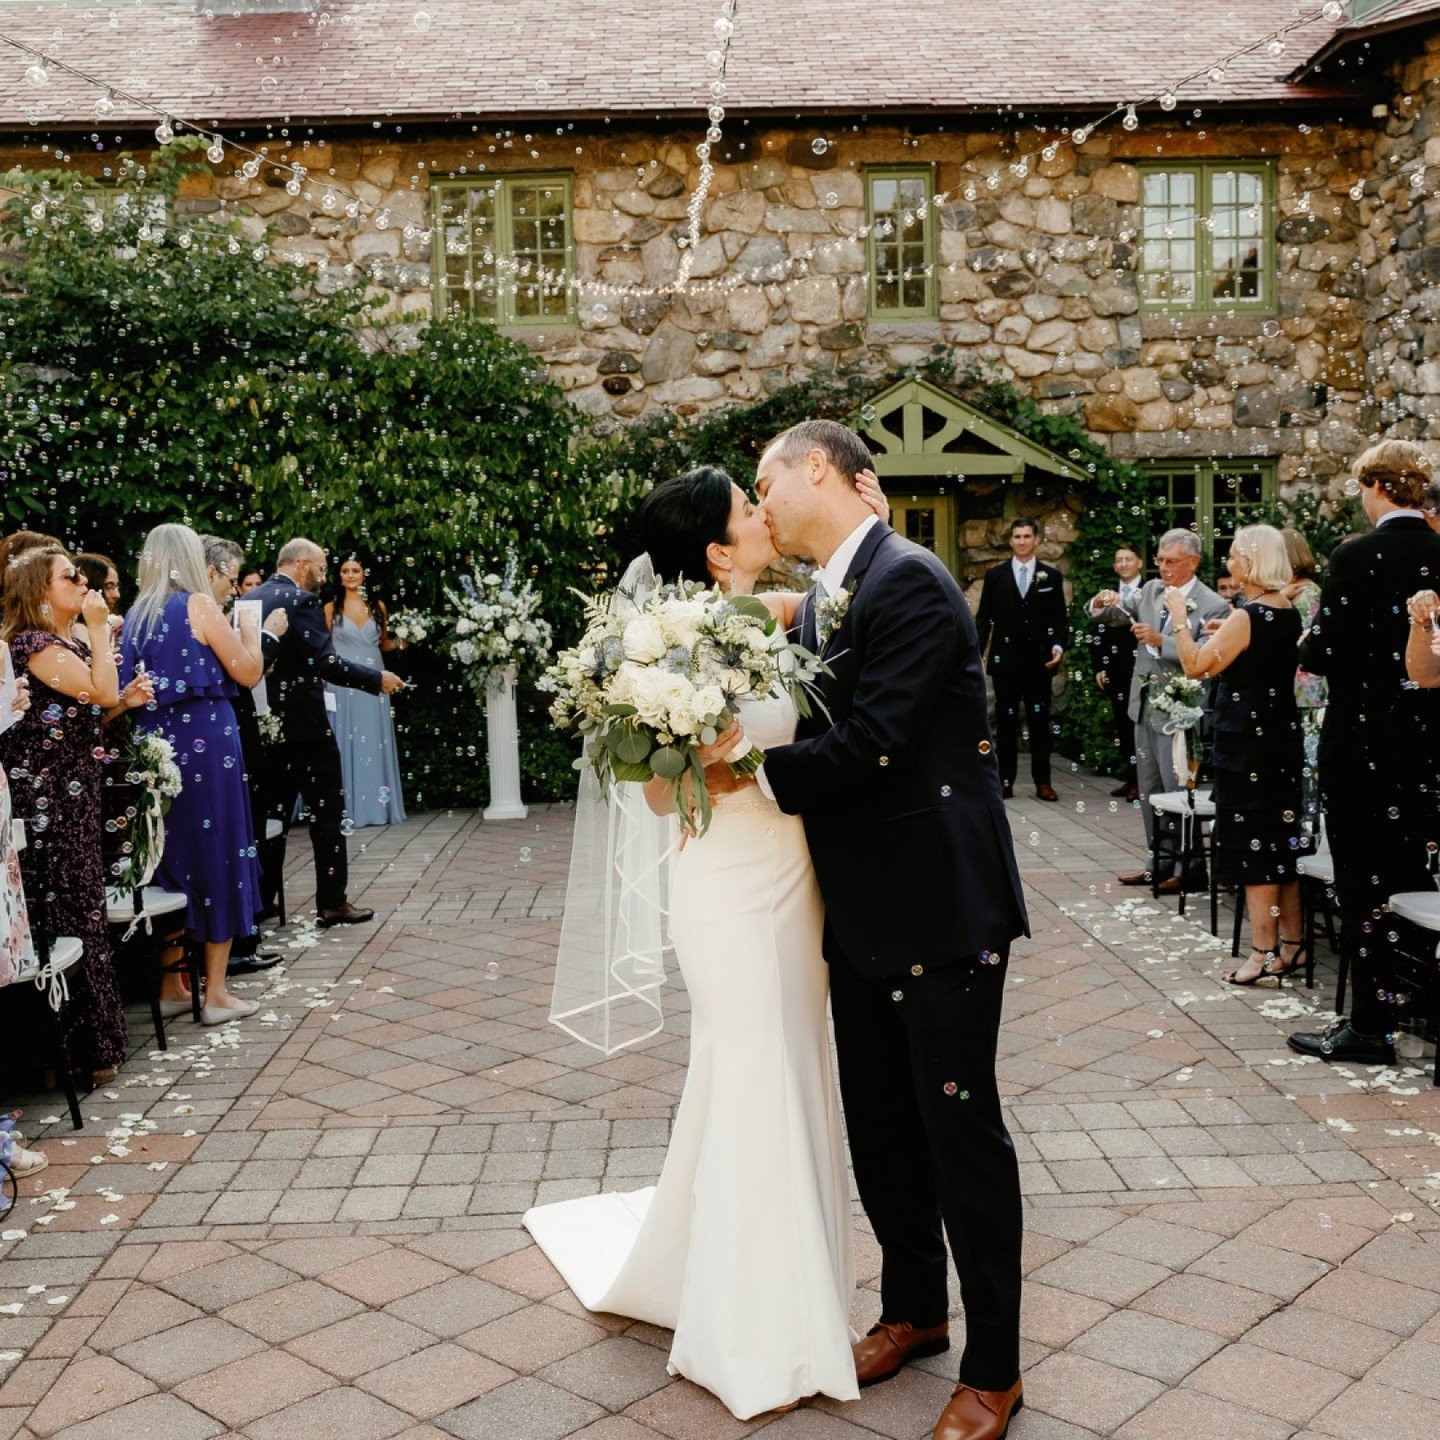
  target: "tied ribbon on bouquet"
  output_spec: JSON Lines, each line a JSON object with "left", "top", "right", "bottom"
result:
{"left": 1147, "top": 672, "right": 1205, "bottom": 787}
{"left": 543, "top": 563, "right": 831, "bottom": 837}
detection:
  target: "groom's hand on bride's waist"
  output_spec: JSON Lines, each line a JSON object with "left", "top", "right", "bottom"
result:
{"left": 702, "top": 761, "right": 756, "bottom": 801}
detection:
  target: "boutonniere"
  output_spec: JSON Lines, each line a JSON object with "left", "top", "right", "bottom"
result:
{"left": 816, "top": 586, "right": 853, "bottom": 650}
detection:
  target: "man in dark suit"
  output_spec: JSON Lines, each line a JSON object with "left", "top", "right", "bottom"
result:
{"left": 714, "top": 421, "right": 1028, "bottom": 1440}
{"left": 1092, "top": 544, "right": 1142, "bottom": 802}
{"left": 1289, "top": 445, "right": 1440, "bottom": 1064}
{"left": 249, "top": 538, "right": 404, "bottom": 928}
{"left": 200, "top": 535, "right": 286, "bottom": 973}
{"left": 975, "top": 517, "right": 1068, "bottom": 802}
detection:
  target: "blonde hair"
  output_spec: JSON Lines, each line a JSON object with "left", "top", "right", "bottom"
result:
{"left": 1353, "top": 440, "right": 1432, "bottom": 509}
{"left": 128, "top": 523, "right": 212, "bottom": 643}
{"left": 1229, "top": 524, "right": 1293, "bottom": 593}
{"left": 1281, "top": 527, "right": 1316, "bottom": 580}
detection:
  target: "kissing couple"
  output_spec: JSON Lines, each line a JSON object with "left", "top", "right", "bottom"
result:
{"left": 525, "top": 420, "right": 1029, "bottom": 1440}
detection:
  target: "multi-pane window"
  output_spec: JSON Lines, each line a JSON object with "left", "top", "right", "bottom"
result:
{"left": 1147, "top": 460, "right": 1277, "bottom": 558}
{"left": 866, "top": 168, "right": 936, "bottom": 318}
{"left": 1139, "top": 163, "right": 1273, "bottom": 314}
{"left": 432, "top": 175, "right": 574, "bottom": 326}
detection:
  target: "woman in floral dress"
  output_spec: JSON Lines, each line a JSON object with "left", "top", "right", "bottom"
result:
{"left": 0, "top": 546, "right": 151, "bottom": 1084}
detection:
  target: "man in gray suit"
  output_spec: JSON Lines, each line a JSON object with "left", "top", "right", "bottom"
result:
{"left": 1089, "top": 529, "right": 1231, "bottom": 892}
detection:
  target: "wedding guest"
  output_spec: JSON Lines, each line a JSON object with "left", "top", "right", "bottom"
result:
{"left": 121, "top": 524, "right": 266, "bottom": 1025}
{"left": 75, "top": 554, "right": 122, "bottom": 617}
{"left": 1090, "top": 530, "right": 1231, "bottom": 892}
{"left": 0, "top": 545, "right": 150, "bottom": 1084}
{"left": 323, "top": 555, "right": 407, "bottom": 827}
{"left": 1168, "top": 526, "right": 1308, "bottom": 984}
{"left": 1283, "top": 529, "right": 1326, "bottom": 825}
{"left": 200, "top": 535, "right": 286, "bottom": 977}
{"left": 250, "top": 539, "right": 404, "bottom": 927}
{"left": 1423, "top": 479, "right": 1440, "bottom": 534}
{"left": 975, "top": 517, "right": 1067, "bottom": 802}
{"left": 1289, "top": 441, "right": 1440, "bottom": 1064}
{"left": 1216, "top": 572, "right": 1244, "bottom": 606}
{"left": 1092, "top": 544, "right": 1142, "bottom": 803}
{"left": 239, "top": 570, "right": 264, "bottom": 596}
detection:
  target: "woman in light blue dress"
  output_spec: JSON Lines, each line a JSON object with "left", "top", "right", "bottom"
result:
{"left": 324, "top": 556, "right": 407, "bottom": 827}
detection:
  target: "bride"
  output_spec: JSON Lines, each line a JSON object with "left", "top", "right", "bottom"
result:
{"left": 524, "top": 463, "right": 890, "bottom": 1420}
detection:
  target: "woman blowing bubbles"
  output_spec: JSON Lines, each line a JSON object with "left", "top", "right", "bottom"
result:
{"left": 1163, "top": 525, "right": 1308, "bottom": 987}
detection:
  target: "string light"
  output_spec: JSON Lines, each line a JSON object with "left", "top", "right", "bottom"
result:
{"left": 0, "top": 1, "right": 1351, "bottom": 304}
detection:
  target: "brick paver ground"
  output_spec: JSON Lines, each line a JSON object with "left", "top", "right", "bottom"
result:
{"left": 2, "top": 771, "right": 1438, "bottom": 1440}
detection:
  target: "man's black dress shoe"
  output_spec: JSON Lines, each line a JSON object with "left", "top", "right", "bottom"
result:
{"left": 319, "top": 902, "right": 375, "bottom": 928}
{"left": 228, "top": 952, "right": 283, "bottom": 976}
{"left": 1287, "top": 1019, "right": 1395, "bottom": 1065}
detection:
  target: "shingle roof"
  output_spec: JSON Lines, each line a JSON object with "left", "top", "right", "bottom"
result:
{"left": 0, "top": 1, "right": 1367, "bottom": 132}
{"left": 1288, "top": 0, "right": 1440, "bottom": 81}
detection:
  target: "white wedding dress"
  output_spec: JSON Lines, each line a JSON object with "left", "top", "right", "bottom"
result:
{"left": 523, "top": 680, "right": 859, "bottom": 1419}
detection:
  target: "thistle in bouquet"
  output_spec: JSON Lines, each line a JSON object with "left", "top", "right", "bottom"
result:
{"left": 443, "top": 554, "right": 553, "bottom": 698}
{"left": 544, "top": 578, "right": 830, "bottom": 838}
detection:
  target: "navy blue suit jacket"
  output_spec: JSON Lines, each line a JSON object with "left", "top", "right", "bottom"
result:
{"left": 763, "top": 525, "right": 1029, "bottom": 974}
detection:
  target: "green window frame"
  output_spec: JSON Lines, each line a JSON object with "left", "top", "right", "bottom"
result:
{"left": 1138, "top": 162, "right": 1276, "bottom": 315}
{"left": 431, "top": 174, "right": 575, "bottom": 327}
{"left": 865, "top": 167, "right": 938, "bottom": 320}
{"left": 1146, "top": 459, "right": 1278, "bottom": 559}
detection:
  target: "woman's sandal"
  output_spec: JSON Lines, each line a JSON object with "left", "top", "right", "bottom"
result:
{"left": 1223, "top": 947, "right": 1279, "bottom": 986}
{"left": 1268, "top": 937, "right": 1309, "bottom": 982}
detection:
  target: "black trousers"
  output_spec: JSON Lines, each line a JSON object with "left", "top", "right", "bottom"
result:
{"left": 277, "top": 737, "right": 350, "bottom": 913}
{"left": 829, "top": 945, "right": 1023, "bottom": 1392}
{"left": 1322, "top": 767, "right": 1438, "bottom": 1037}
{"left": 993, "top": 674, "right": 1053, "bottom": 787}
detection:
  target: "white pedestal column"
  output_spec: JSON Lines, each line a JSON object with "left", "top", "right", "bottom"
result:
{"left": 483, "top": 665, "right": 528, "bottom": 821}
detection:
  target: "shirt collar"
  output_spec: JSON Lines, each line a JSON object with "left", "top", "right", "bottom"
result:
{"left": 818, "top": 515, "right": 879, "bottom": 595}
{"left": 1176, "top": 577, "right": 1198, "bottom": 598}
{"left": 1377, "top": 509, "right": 1427, "bottom": 527}
{"left": 1012, "top": 556, "right": 1034, "bottom": 574}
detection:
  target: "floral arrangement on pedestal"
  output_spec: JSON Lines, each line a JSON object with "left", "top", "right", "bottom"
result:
{"left": 442, "top": 556, "right": 553, "bottom": 697}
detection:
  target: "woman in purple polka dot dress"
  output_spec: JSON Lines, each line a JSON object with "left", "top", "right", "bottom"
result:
{"left": 120, "top": 525, "right": 265, "bottom": 1025}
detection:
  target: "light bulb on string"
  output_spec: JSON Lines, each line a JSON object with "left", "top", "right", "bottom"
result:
{"left": 1122, "top": 105, "right": 1139, "bottom": 132}
{"left": 1208, "top": 61, "right": 1227, "bottom": 83}
{"left": 206, "top": 137, "right": 225, "bottom": 165}
{"left": 93, "top": 90, "right": 115, "bottom": 119}
{"left": 1159, "top": 90, "right": 1177, "bottom": 111}
{"left": 24, "top": 61, "right": 50, "bottom": 89}
{"left": 1268, "top": 32, "right": 1287, "bottom": 58}
{"left": 1322, "top": 1, "right": 1344, "bottom": 18}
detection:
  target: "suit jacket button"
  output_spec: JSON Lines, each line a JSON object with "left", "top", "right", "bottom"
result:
{"left": 878, "top": 755, "right": 889, "bottom": 766}
{"left": 978, "top": 740, "right": 992, "bottom": 754}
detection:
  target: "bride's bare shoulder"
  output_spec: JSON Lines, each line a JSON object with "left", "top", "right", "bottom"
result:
{"left": 758, "top": 592, "right": 801, "bottom": 627}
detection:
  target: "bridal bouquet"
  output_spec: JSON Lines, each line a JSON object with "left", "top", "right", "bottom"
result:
{"left": 442, "top": 555, "right": 553, "bottom": 697}
{"left": 1149, "top": 672, "right": 1205, "bottom": 787}
{"left": 109, "top": 730, "right": 182, "bottom": 891}
{"left": 543, "top": 577, "right": 826, "bottom": 836}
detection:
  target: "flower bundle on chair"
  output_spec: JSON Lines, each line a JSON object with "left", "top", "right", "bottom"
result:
{"left": 108, "top": 730, "right": 182, "bottom": 892}
{"left": 1149, "top": 673, "right": 1206, "bottom": 788}
{"left": 442, "top": 556, "right": 552, "bottom": 698}
{"left": 543, "top": 574, "right": 828, "bottom": 838}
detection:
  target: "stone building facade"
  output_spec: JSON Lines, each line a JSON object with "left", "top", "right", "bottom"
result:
{"left": 4, "top": 0, "right": 1440, "bottom": 588}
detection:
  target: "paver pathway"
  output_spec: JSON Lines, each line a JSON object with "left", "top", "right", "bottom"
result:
{"left": 2, "top": 772, "right": 1438, "bottom": 1440}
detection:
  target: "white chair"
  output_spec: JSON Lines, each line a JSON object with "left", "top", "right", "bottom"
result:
{"left": 1385, "top": 890, "right": 1440, "bottom": 1086}
{"left": 105, "top": 887, "right": 195, "bottom": 1045}
{"left": 1149, "top": 789, "right": 1217, "bottom": 923}
{"left": 1297, "top": 847, "right": 1339, "bottom": 1001}
{"left": 27, "top": 934, "right": 86, "bottom": 1130}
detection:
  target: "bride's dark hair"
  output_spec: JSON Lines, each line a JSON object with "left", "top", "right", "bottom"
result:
{"left": 638, "top": 466, "right": 734, "bottom": 585}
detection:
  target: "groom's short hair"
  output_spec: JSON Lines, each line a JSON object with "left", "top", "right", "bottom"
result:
{"left": 766, "top": 420, "right": 874, "bottom": 486}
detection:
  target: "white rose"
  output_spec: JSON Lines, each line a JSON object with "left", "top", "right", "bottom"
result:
{"left": 622, "top": 615, "right": 668, "bottom": 664}
{"left": 504, "top": 622, "right": 521, "bottom": 641}
{"left": 693, "top": 685, "right": 725, "bottom": 721}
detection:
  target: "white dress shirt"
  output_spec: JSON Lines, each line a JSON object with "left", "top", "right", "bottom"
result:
{"left": 1149, "top": 575, "right": 1197, "bottom": 658}
{"left": 1377, "top": 508, "right": 1427, "bottom": 527}
{"left": 816, "top": 515, "right": 879, "bottom": 598}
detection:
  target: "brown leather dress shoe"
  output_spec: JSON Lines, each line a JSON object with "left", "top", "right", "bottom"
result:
{"left": 1117, "top": 869, "right": 1152, "bottom": 886}
{"left": 1034, "top": 784, "right": 1058, "bottom": 802}
{"left": 853, "top": 1320, "right": 950, "bottom": 1387}
{"left": 319, "top": 902, "right": 375, "bottom": 928}
{"left": 934, "top": 1380, "right": 1023, "bottom": 1440}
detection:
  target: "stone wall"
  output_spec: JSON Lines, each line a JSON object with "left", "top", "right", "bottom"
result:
{"left": 0, "top": 104, "right": 1387, "bottom": 510}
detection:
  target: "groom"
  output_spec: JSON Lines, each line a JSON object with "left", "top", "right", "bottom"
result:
{"left": 711, "top": 421, "right": 1028, "bottom": 1440}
